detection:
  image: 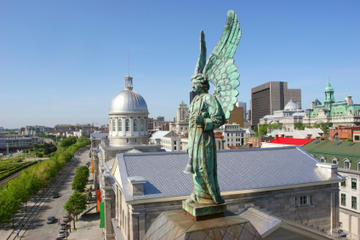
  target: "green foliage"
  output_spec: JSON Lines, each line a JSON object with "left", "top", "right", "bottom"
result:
{"left": 253, "top": 124, "right": 282, "bottom": 136}
{"left": 72, "top": 166, "right": 89, "bottom": 192}
{"left": 0, "top": 161, "right": 38, "bottom": 181}
{"left": 60, "top": 137, "right": 77, "bottom": 148}
{"left": 64, "top": 191, "right": 87, "bottom": 229}
{"left": 347, "top": 138, "right": 353, "bottom": 142}
{"left": 313, "top": 122, "right": 331, "bottom": 135}
{"left": 294, "top": 122, "right": 305, "bottom": 130}
{"left": 0, "top": 137, "right": 90, "bottom": 223}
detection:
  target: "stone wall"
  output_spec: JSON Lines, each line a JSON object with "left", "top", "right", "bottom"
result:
{"left": 119, "top": 183, "right": 338, "bottom": 239}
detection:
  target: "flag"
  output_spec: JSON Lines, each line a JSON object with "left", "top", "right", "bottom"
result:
{"left": 99, "top": 202, "right": 105, "bottom": 228}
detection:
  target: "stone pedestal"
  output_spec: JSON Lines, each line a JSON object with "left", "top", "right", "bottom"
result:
{"left": 182, "top": 200, "right": 226, "bottom": 221}
{"left": 145, "top": 210, "right": 262, "bottom": 240}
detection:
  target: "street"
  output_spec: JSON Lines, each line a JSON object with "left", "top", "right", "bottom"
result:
{"left": 1, "top": 148, "right": 92, "bottom": 240}
{"left": 23, "top": 149, "right": 90, "bottom": 240}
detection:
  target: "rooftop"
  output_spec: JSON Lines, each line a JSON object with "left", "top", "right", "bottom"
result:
{"left": 109, "top": 147, "right": 342, "bottom": 202}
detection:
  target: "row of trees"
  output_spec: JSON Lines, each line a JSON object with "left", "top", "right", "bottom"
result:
{"left": 65, "top": 165, "right": 90, "bottom": 229}
{"left": 0, "top": 137, "right": 90, "bottom": 223}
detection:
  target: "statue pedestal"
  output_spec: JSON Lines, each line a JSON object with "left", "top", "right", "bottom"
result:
{"left": 145, "top": 210, "right": 262, "bottom": 240}
{"left": 182, "top": 200, "right": 226, "bottom": 221}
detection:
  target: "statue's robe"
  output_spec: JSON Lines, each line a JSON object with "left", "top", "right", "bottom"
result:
{"left": 188, "top": 93, "right": 225, "bottom": 204}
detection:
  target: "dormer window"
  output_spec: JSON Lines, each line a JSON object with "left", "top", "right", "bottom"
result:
{"left": 332, "top": 157, "right": 338, "bottom": 165}
{"left": 344, "top": 158, "right": 351, "bottom": 170}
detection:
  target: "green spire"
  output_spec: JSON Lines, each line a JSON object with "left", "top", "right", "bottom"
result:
{"left": 325, "top": 77, "right": 334, "bottom": 92}
{"left": 324, "top": 78, "right": 335, "bottom": 104}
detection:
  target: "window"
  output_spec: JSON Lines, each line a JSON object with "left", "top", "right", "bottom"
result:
{"left": 352, "top": 178, "right": 357, "bottom": 190}
{"left": 341, "top": 194, "right": 346, "bottom": 206}
{"left": 125, "top": 119, "right": 129, "bottom": 131}
{"left": 341, "top": 178, "right": 346, "bottom": 187}
{"left": 355, "top": 135, "right": 360, "bottom": 141}
{"left": 320, "top": 156, "right": 325, "bottom": 163}
{"left": 357, "top": 161, "right": 360, "bottom": 171}
{"left": 332, "top": 157, "right": 338, "bottom": 164}
{"left": 344, "top": 159, "right": 350, "bottom": 169}
{"left": 118, "top": 119, "right": 122, "bottom": 131}
{"left": 352, "top": 196, "right": 357, "bottom": 210}
{"left": 295, "top": 195, "right": 312, "bottom": 207}
{"left": 109, "top": 119, "right": 112, "bottom": 131}
{"left": 112, "top": 119, "right": 116, "bottom": 132}
{"left": 133, "top": 119, "right": 137, "bottom": 131}
{"left": 300, "top": 196, "right": 308, "bottom": 205}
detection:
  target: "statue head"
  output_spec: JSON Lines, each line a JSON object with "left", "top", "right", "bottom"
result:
{"left": 192, "top": 73, "right": 209, "bottom": 94}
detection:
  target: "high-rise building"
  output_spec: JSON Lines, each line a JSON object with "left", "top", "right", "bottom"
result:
{"left": 237, "top": 101, "right": 247, "bottom": 119}
{"left": 251, "top": 81, "right": 301, "bottom": 126}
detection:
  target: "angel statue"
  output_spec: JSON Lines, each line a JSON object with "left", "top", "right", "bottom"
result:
{"left": 183, "top": 10, "right": 241, "bottom": 206}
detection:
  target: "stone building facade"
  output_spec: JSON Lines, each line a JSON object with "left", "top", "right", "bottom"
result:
{"left": 95, "top": 147, "right": 342, "bottom": 239}
{"left": 303, "top": 140, "right": 360, "bottom": 239}
{"left": 303, "top": 81, "right": 360, "bottom": 127}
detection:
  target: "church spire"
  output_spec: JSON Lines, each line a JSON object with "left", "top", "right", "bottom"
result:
{"left": 324, "top": 78, "right": 335, "bottom": 105}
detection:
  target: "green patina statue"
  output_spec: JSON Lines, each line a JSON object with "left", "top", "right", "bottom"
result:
{"left": 183, "top": 10, "right": 241, "bottom": 206}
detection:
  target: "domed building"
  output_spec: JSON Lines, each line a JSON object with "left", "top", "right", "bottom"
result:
{"left": 259, "top": 99, "right": 305, "bottom": 131}
{"left": 96, "top": 76, "right": 161, "bottom": 163}
{"left": 109, "top": 76, "right": 149, "bottom": 147}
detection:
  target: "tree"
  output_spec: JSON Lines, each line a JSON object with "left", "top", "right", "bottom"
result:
{"left": 64, "top": 192, "right": 87, "bottom": 230}
{"left": 294, "top": 122, "right": 305, "bottom": 130}
{"left": 72, "top": 166, "right": 89, "bottom": 192}
{"left": 60, "top": 137, "right": 77, "bottom": 148}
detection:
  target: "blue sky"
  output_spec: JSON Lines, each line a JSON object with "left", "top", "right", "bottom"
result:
{"left": 1, "top": 1, "right": 359, "bottom": 128}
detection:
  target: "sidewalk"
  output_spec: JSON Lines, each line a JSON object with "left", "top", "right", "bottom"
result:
{"left": 67, "top": 165, "right": 103, "bottom": 240}
{"left": 68, "top": 207, "right": 103, "bottom": 240}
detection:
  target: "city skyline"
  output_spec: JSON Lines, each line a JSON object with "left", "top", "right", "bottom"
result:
{"left": 1, "top": 0, "right": 360, "bottom": 128}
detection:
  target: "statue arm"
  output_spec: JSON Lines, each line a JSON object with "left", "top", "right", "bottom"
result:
{"left": 203, "top": 95, "right": 225, "bottom": 131}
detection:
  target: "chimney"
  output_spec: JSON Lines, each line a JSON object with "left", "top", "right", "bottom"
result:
{"left": 316, "top": 162, "right": 339, "bottom": 178}
{"left": 128, "top": 176, "right": 146, "bottom": 196}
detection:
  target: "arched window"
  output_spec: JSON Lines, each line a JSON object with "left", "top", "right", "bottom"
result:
{"left": 133, "top": 119, "right": 137, "bottom": 131}
{"left": 332, "top": 157, "right": 338, "bottom": 165}
{"left": 344, "top": 158, "right": 351, "bottom": 170}
{"left": 125, "top": 119, "right": 129, "bottom": 132}
{"left": 118, "top": 119, "right": 122, "bottom": 131}
{"left": 320, "top": 156, "right": 325, "bottom": 163}
{"left": 112, "top": 119, "right": 116, "bottom": 132}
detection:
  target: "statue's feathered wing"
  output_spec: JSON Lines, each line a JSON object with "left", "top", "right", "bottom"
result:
{"left": 202, "top": 10, "right": 241, "bottom": 119}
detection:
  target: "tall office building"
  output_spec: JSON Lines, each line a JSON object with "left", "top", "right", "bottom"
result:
{"left": 237, "top": 101, "right": 247, "bottom": 119}
{"left": 251, "top": 81, "right": 301, "bottom": 126}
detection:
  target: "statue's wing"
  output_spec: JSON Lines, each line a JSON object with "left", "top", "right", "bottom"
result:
{"left": 194, "top": 31, "right": 207, "bottom": 74}
{"left": 203, "top": 10, "right": 241, "bottom": 119}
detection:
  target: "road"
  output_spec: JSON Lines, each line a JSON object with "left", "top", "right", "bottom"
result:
{"left": 3, "top": 148, "right": 91, "bottom": 240}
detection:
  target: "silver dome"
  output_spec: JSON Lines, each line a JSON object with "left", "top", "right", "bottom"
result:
{"left": 284, "top": 99, "right": 299, "bottom": 111}
{"left": 110, "top": 90, "right": 148, "bottom": 114}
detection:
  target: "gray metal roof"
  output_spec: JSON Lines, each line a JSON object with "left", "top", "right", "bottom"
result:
{"left": 115, "top": 147, "right": 342, "bottom": 202}
{"left": 91, "top": 132, "right": 108, "bottom": 139}
{"left": 110, "top": 90, "right": 148, "bottom": 114}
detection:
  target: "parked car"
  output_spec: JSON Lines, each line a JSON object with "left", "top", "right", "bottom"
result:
{"left": 46, "top": 216, "right": 56, "bottom": 224}
{"left": 58, "top": 229, "right": 68, "bottom": 238}
{"left": 52, "top": 192, "right": 60, "bottom": 198}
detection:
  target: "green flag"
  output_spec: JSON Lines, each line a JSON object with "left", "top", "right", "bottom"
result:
{"left": 100, "top": 202, "right": 105, "bottom": 228}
